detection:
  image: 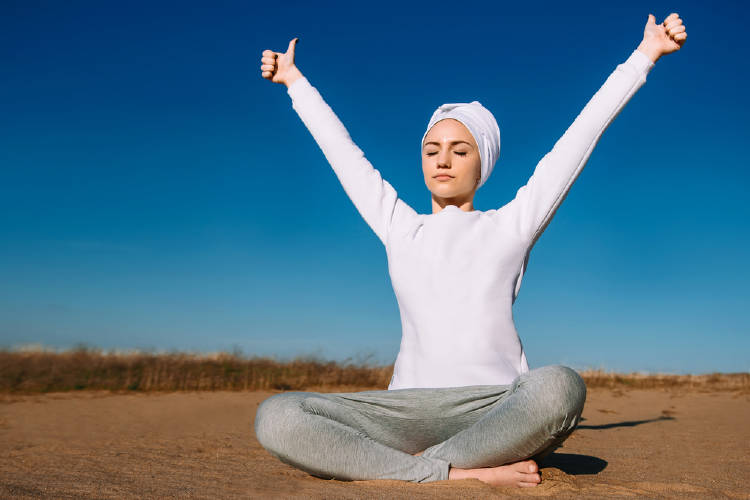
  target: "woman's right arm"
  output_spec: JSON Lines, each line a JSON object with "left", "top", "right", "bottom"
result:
{"left": 261, "top": 39, "right": 406, "bottom": 246}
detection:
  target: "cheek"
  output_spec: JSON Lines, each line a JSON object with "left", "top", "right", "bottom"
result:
{"left": 463, "top": 156, "right": 481, "bottom": 175}
{"left": 471, "top": 157, "right": 481, "bottom": 176}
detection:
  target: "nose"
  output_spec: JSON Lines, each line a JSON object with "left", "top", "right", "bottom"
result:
{"left": 437, "top": 148, "right": 451, "bottom": 167}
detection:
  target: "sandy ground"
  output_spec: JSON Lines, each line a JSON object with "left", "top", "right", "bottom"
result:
{"left": 1, "top": 387, "right": 748, "bottom": 499}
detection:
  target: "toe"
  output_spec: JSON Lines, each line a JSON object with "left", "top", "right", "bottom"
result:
{"left": 519, "top": 472, "right": 541, "bottom": 487}
{"left": 515, "top": 459, "right": 538, "bottom": 473}
{"left": 519, "top": 481, "right": 540, "bottom": 488}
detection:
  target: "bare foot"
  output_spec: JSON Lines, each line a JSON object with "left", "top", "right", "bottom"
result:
{"left": 412, "top": 451, "right": 540, "bottom": 487}
{"left": 448, "top": 459, "right": 541, "bottom": 488}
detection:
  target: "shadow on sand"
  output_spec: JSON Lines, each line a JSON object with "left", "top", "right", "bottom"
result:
{"left": 541, "top": 414, "right": 676, "bottom": 475}
{"left": 577, "top": 415, "right": 675, "bottom": 430}
{"left": 540, "top": 452, "right": 608, "bottom": 475}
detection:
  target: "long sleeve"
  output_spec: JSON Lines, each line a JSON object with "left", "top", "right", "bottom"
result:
{"left": 287, "top": 76, "right": 401, "bottom": 246}
{"left": 503, "top": 49, "right": 655, "bottom": 248}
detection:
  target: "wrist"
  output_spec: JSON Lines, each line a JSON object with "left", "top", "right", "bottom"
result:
{"left": 637, "top": 41, "right": 661, "bottom": 63}
{"left": 284, "top": 67, "right": 304, "bottom": 88}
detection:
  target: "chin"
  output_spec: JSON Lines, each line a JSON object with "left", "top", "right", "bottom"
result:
{"left": 431, "top": 183, "right": 468, "bottom": 196}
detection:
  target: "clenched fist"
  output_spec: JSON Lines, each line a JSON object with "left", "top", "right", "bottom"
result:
{"left": 637, "top": 13, "right": 688, "bottom": 62}
{"left": 260, "top": 37, "right": 303, "bottom": 87}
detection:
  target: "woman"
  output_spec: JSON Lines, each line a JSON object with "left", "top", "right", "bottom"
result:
{"left": 255, "top": 13, "right": 687, "bottom": 487}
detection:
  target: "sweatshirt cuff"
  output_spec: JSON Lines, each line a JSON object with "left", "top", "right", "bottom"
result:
{"left": 628, "top": 48, "right": 655, "bottom": 78}
{"left": 287, "top": 76, "right": 312, "bottom": 100}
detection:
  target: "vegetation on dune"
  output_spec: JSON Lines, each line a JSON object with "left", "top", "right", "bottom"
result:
{"left": 0, "top": 348, "right": 391, "bottom": 393}
{"left": 0, "top": 348, "right": 747, "bottom": 394}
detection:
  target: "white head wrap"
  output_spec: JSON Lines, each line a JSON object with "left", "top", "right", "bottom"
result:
{"left": 421, "top": 101, "right": 501, "bottom": 189}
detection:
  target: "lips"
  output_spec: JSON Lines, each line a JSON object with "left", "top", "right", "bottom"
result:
{"left": 433, "top": 175, "right": 454, "bottom": 180}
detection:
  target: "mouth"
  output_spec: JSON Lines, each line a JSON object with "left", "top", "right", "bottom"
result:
{"left": 433, "top": 174, "right": 454, "bottom": 180}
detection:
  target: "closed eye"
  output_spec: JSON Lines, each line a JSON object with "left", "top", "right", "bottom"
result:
{"left": 426, "top": 152, "right": 467, "bottom": 156}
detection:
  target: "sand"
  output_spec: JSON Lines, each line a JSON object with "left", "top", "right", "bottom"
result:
{"left": 1, "top": 387, "right": 748, "bottom": 499}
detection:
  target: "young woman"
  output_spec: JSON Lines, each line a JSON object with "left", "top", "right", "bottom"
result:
{"left": 255, "top": 13, "right": 687, "bottom": 488}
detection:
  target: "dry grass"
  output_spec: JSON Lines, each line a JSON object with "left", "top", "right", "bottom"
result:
{"left": 0, "top": 348, "right": 747, "bottom": 394}
{"left": 579, "top": 369, "right": 750, "bottom": 391}
{"left": 0, "top": 348, "right": 392, "bottom": 393}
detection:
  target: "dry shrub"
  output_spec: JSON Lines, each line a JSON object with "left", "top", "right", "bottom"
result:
{"left": 0, "top": 348, "right": 393, "bottom": 393}
{"left": 579, "top": 369, "right": 750, "bottom": 391}
{"left": 1, "top": 349, "right": 747, "bottom": 394}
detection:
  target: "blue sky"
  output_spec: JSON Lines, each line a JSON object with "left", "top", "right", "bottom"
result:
{"left": 1, "top": 1, "right": 748, "bottom": 374}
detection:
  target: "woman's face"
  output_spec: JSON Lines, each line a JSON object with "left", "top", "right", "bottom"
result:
{"left": 422, "top": 118, "right": 481, "bottom": 206}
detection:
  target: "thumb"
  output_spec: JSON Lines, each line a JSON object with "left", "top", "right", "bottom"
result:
{"left": 287, "top": 37, "right": 299, "bottom": 56}
{"left": 647, "top": 13, "right": 656, "bottom": 25}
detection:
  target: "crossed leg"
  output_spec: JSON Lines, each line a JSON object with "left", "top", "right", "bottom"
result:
{"left": 254, "top": 365, "right": 586, "bottom": 486}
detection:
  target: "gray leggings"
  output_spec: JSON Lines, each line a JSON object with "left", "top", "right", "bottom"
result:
{"left": 254, "top": 364, "right": 586, "bottom": 483}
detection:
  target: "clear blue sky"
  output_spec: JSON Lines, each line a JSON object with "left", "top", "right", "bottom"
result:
{"left": 1, "top": 1, "right": 748, "bottom": 374}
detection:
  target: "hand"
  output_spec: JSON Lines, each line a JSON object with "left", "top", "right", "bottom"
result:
{"left": 260, "top": 37, "right": 303, "bottom": 87}
{"left": 638, "top": 13, "right": 687, "bottom": 62}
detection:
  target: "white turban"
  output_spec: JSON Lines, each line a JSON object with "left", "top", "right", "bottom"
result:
{"left": 421, "top": 101, "right": 501, "bottom": 189}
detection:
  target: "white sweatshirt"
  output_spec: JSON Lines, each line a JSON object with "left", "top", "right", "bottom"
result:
{"left": 286, "top": 49, "right": 654, "bottom": 390}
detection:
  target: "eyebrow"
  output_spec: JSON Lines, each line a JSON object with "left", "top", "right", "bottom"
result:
{"left": 423, "top": 140, "right": 473, "bottom": 147}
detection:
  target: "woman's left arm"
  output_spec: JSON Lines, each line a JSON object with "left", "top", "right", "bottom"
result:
{"left": 503, "top": 13, "right": 687, "bottom": 248}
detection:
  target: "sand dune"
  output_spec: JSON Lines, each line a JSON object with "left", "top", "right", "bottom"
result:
{"left": 1, "top": 387, "right": 748, "bottom": 499}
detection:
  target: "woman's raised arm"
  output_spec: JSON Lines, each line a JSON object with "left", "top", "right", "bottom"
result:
{"left": 261, "top": 38, "right": 408, "bottom": 246}
{"left": 501, "top": 13, "right": 686, "bottom": 249}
